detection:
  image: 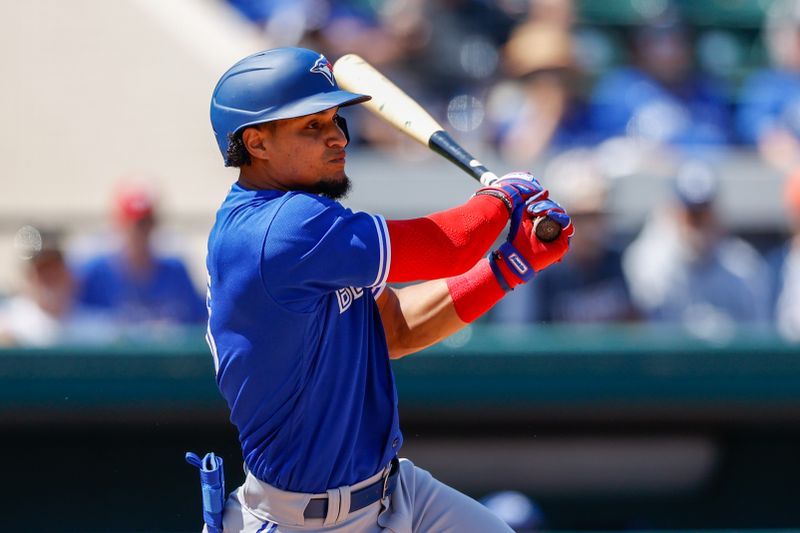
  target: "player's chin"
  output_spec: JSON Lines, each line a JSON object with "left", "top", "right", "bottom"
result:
{"left": 312, "top": 174, "right": 351, "bottom": 200}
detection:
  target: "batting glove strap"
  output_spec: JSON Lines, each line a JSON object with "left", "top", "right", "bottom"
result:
{"left": 497, "top": 241, "right": 537, "bottom": 283}
{"left": 488, "top": 251, "right": 513, "bottom": 292}
{"left": 474, "top": 187, "right": 515, "bottom": 214}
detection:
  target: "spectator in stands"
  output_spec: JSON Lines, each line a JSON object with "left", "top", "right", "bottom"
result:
{"left": 491, "top": 0, "right": 594, "bottom": 162}
{"left": 536, "top": 151, "right": 637, "bottom": 322}
{"left": 373, "top": 0, "right": 514, "bottom": 141}
{"left": 0, "top": 227, "right": 114, "bottom": 347}
{"left": 324, "top": 0, "right": 518, "bottom": 152}
{"left": 76, "top": 184, "right": 206, "bottom": 326}
{"left": 589, "top": 7, "right": 731, "bottom": 151}
{"left": 490, "top": 150, "right": 636, "bottom": 323}
{"left": 397, "top": 0, "right": 514, "bottom": 101}
{"left": 737, "top": 0, "right": 800, "bottom": 173}
{"left": 768, "top": 169, "right": 800, "bottom": 341}
{"left": 623, "top": 161, "right": 770, "bottom": 338}
{"left": 319, "top": 0, "right": 431, "bottom": 152}
{"left": 316, "top": 1, "right": 413, "bottom": 68}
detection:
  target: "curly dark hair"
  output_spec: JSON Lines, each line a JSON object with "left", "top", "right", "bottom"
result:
{"left": 225, "top": 132, "right": 251, "bottom": 168}
{"left": 225, "top": 122, "right": 279, "bottom": 167}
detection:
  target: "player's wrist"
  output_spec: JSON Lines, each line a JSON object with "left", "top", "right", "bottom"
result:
{"left": 447, "top": 258, "right": 507, "bottom": 323}
{"left": 487, "top": 251, "right": 513, "bottom": 292}
{"left": 488, "top": 247, "right": 532, "bottom": 291}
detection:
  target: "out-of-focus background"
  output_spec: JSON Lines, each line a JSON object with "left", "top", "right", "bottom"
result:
{"left": 2, "top": 0, "right": 800, "bottom": 531}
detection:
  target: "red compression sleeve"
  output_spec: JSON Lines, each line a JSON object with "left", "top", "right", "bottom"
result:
{"left": 386, "top": 194, "right": 508, "bottom": 282}
{"left": 446, "top": 258, "right": 506, "bottom": 323}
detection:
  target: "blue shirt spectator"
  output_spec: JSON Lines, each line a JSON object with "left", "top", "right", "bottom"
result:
{"left": 737, "top": 69, "right": 800, "bottom": 144}
{"left": 78, "top": 254, "right": 205, "bottom": 325}
{"left": 736, "top": 0, "right": 800, "bottom": 172}
{"left": 76, "top": 184, "right": 205, "bottom": 326}
{"left": 590, "top": 13, "right": 731, "bottom": 149}
{"left": 590, "top": 66, "right": 730, "bottom": 147}
{"left": 493, "top": 20, "right": 596, "bottom": 161}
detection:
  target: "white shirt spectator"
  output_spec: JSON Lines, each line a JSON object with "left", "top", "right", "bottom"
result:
{"left": 623, "top": 208, "right": 770, "bottom": 339}
{"left": 0, "top": 295, "right": 116, "bottom": 347}
{"left": 774, "top": 246, "right": 800, "bottom": 341}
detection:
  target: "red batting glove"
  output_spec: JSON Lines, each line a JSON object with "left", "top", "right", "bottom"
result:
{"left": 489, "top": 200, "right": 574, "bottom": 291}
{"left": 474, "top": 171, "right": 548, "bottom": 215}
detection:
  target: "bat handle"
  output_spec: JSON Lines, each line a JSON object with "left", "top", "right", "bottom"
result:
{"left": 429, "top": 131, "right": 499, "bottom": 185}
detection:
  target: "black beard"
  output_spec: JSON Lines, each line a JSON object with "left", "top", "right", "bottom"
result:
{"left": 305, "top": 176, "right": 351, "bottom": 200}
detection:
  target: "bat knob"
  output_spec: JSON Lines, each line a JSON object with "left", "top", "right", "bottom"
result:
{"left": 534, "top": 216, "right": 562, "bottom": 243}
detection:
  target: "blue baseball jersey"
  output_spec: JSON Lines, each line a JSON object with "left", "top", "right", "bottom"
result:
{"left": 205, "top": 182, "right": 402, "bottom": 493}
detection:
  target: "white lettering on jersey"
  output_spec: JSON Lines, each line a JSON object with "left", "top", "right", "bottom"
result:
{"left": 336, "top": 287, "right": 364, "bottom": 314}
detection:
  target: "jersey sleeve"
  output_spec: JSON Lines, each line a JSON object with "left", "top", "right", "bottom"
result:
{"left": 262, "top": 193, "right": 390, "bottom": 310}
{"left": 371, "top": 283, "right": 387, "bottom": 300}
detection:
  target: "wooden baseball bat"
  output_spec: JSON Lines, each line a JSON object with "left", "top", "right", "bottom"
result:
{"left": 333, "top": 53, "right": 561, "bottom": 243}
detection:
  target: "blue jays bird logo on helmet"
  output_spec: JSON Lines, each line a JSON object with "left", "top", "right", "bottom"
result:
{"left": 310, "top": 55, "right": 335, "bottom": 86}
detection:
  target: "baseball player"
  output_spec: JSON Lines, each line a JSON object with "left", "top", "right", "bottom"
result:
{"left": 195, "top": 47, "right": 573, "bottom": 533}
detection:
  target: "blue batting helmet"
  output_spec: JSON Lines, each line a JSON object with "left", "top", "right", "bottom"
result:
{"left": 210, "top": 48, "right": 370, "bottom": 164}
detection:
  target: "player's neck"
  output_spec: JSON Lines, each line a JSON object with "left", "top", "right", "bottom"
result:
{"left": 238, "top": 164, "right": 287, "bottom": 192}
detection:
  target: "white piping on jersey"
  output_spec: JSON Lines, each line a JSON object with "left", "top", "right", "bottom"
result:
{"left": 370, "top": 215, "right": 390, "bottom": 288}
{"left": 380, "top": 215, "right": 391, "bottom": 287}
{"left": 372, "top": 283, "right": 386, "bottom": 299}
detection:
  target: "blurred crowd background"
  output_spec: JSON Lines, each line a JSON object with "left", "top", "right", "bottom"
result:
{"left": 2, "top": 0, "right": 800, "bottom": 346}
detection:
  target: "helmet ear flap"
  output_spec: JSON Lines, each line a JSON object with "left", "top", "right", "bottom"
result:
{"left": 334, "top": 115, "right": 350, "bottom": 143}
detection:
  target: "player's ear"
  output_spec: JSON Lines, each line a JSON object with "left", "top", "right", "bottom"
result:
{"left": 242, "top": 126, "right": 269, "bottom": 160}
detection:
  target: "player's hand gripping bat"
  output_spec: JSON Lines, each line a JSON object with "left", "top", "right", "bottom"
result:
{"left": 333, "top": 54, "right": 562, "bottom": 243}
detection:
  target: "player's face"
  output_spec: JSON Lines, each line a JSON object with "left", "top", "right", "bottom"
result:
{"left": 263, "top": 108, "right": 350, "bottom": 198}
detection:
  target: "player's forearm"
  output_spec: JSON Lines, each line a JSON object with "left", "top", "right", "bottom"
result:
{"left": 385, "top": 194, "right": 508, "bottom": 283}
{"left": 379, "top": 280, "right": 468, "bottom": 359}
{"left": 379, "top": 259, "right": 508, "bottom": 359}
